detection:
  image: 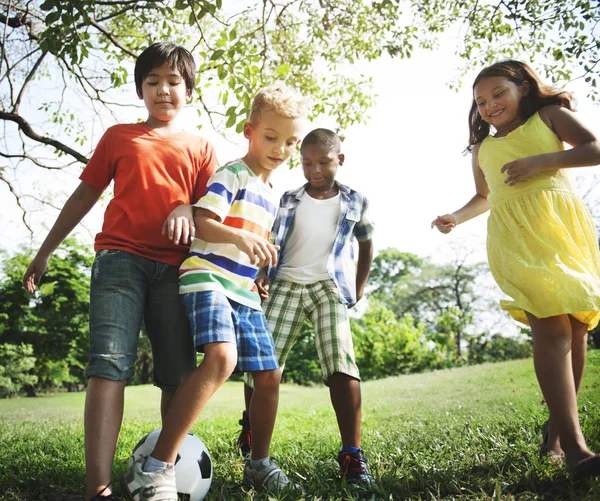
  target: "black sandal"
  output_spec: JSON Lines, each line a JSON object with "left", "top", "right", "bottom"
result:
{"left": 569, "top": 454, "right": 600, "bottom": 481}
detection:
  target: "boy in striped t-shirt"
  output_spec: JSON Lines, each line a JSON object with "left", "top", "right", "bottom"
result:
{"left": 123, "top": 84, "right": 308, "bottom": 500}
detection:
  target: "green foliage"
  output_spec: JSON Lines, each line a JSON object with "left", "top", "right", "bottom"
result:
{"left": 352, "top": 300, "right": 431, "bottom": 379}
{"left": 468, "top": 332, "right": 534, "bottom": 364}
{"left": 369, "top": 247, "right": 493, "bottom": 362}
{"left": 0, "top": 239, "right": 92, "bottom": 392}
{"left": 0, "top": 343, "right": 38, "bottom": 397}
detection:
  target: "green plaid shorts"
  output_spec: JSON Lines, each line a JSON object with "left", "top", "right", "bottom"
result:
{"left": 246, "top": 279, "right": 359, "bottom": 386}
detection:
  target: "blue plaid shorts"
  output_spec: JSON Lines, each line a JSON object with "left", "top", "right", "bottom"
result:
{"left": 182, "top": 290, "right": 279, "bottom": 373}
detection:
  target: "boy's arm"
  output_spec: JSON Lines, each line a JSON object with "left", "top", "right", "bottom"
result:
{"left": 355, "top": 238, "right": 373, "bottom": 303}
{"left": 23, "top": 181, "right": 103, "bottom": 292}
{"left": 194, "top": 208, "right": 279, "bottom": 268}
{"left": 255, "top": 267, "right": 270, "bottom": 301}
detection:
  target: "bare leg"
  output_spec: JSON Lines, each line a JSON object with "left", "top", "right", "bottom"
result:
{"left": 84, "top": 377, "right": 127, "bottom": 499}
{"left": 243, "top": 383, "right": 254, "bottom": 414}
{"left": 249, "top": 369, "right": 281, "bottom": 460}
{"left": 527, "top": 312, "right": 594, "bottom": 467}
{"left": 570, "top": 316, "right": 588, "bottom": 393}
{"left": 151, "top": 342, "right": 237, "bottom": 463}
{"left": 545, "top": 316, "right": 588, "bottom": 456}
{"left": 160, "top": 391, "right": 174, "bottom": 423}
{"left": 328, "top": 373, "right": 361, "bottom": 448}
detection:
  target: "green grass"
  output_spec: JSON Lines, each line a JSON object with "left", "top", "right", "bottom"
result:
{"left": 1, "top": 353, "right": 599, "bottom": 500}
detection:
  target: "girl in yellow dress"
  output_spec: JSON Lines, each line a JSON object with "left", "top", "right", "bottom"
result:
{"left": 432, "top": 60, "right": 600, "bottom": 479}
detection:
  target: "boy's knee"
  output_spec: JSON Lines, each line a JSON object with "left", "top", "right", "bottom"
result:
{"left": 203, "top": 342, "right": 238, "bottom": 380}
{"left": 253, "top": 368, "right": 281, "bottom": 390}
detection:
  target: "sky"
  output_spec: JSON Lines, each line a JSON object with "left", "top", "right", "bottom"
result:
{"left": 1, "top": 34, "right": 599, "bottom": 327}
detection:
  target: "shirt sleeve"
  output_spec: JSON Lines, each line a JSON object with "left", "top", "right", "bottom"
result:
{"left": 79, "top": 128, "right": 114, "bottom": 191}
{"left": 195, "top": 164, "right": 240, "bottom": 222}
{"left": 192, "top": 141, "right": 219, "bottom": 203}
{"left": 354, "top": 195, "right": 375, "bottom": 242}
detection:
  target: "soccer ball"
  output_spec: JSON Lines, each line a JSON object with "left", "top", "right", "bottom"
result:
{"left": 132, "top": 429, "right": 212, "bottom": 501}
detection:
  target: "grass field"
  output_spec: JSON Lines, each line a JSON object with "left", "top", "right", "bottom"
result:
{"left": 1, "top": 353, "right": 599, "bottom": 500}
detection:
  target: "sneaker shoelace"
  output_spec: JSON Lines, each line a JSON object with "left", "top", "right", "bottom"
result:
{"left": 341, "top": 453, "right": 368, "bottom": 475}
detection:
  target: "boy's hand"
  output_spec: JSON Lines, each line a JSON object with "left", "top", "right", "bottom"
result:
{"left": 431, "top": 214, "right": 457, "bottom": 234}
{"left": 162, "top": 204, "right": 195, "bottom": 245}
{"left": 255, "top": 270, "right": 271, "bottom": 301}
{"left": 235, "top": 231, "right": 279, "bottom": 268}
{"left": 23, "top": 254, "right": 49, "bottom": 293}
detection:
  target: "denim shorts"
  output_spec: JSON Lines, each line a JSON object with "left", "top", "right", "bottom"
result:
{"left": 182, "top": 290, "right": 279, "bottom": 373}
{"left": 86, "top": 250, "right": 194, "bottom": 392}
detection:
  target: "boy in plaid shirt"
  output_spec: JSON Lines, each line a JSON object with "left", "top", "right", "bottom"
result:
{"left": 239, "top": 128, "right": 375, "bottom": 485}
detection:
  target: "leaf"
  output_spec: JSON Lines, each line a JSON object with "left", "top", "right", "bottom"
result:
{"left": 45, "top": 11, "right": 61, "bottom": 24}
{"left": 39, "top": 0, "right": 57, "bottom": 11}
{"left": 275, "top": 63, "right": 290, "bottom": 76}
{"left": 210, "top": 50, "right": 225, "bottom": 61}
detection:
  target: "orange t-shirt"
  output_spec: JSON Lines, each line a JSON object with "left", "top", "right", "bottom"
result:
{"left": 80, "top": 123, "right": 218, "bottom": 266}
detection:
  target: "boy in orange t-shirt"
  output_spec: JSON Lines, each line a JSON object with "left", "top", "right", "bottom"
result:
{"left": 23, "top": 42, "right": 218, "bottom": 501}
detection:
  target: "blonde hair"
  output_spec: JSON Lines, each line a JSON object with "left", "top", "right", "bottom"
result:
{"left": 249, "top": 83, "right": 310, "bottom": 123}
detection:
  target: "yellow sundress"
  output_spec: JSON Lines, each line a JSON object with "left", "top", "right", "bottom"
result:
{"left": 479, "top": 111, "right": 600, "bottom": 329}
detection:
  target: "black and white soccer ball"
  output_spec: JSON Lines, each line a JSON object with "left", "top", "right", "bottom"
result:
{"left": 132, "top": 429, "right": 212, "bottom": 501}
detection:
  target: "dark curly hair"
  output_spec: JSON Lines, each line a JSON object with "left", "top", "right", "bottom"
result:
{"left": 467, "top": 60, "right": 574, "bottom": 152}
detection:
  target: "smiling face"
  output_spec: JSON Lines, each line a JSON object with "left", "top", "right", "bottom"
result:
{"left": 474, "top": 76, "right": 530, "bottom": 136}
{"left": 138, "top": 62, "right": 190, "bottom": 127}
{"left": 243, "top": 110, "right": 304, "bottom": 181}
{"left": 301, "top": 143, "right": 343, "bottom": 194}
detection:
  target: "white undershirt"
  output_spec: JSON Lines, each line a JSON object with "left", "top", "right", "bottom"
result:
{"left": 276, "top": 192, "right": 341, "bottom": 284}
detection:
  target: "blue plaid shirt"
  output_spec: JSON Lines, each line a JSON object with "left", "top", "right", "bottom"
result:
{"left": 268, "top": 182, "right": 374, "bottom": 306}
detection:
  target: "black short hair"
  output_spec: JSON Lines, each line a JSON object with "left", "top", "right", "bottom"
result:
{"left": 134, "top": 42, "right": 196, "bottom": 96}
{"left": 300, "top": 128, "right": 341, "bottom": 154}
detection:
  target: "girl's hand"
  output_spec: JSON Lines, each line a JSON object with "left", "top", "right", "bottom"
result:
{"left": 162, "top": 204, "right": 195, "bottom": 245}
{"left": 235, "top": 231, "right": 280, "bottom": 268}
{"left": 431, "top": 214, "right": 457, "bottom": 234}
{"left": 501, "top": 157, "right": 543, "bottom": 186}
{"left": 255, "top": 270, "right": 271, "bottom": 301}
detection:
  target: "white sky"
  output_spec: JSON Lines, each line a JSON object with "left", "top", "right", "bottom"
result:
{"left": 2, "top": 39, "right": 599, "bottom": 276}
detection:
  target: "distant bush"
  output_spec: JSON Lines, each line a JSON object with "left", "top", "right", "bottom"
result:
{"left": 0, "top": 343, "right": 38, "bottom": 397}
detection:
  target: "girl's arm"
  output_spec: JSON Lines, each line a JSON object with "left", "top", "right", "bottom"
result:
{"left": 431, "top": 143, "right": 490, "bottom": 233}
{"left": 502, "top": 105, "right": 600, "bottom": 185}
{"left": 193, "top": 207, "right": 279, "bottom": 268}
{"left": 23, "top": 181, "right": 103, "bottom": 292}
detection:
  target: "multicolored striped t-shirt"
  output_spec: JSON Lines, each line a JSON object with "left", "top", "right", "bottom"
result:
{"left": 179, "top": 159, "right": 278, "bottom": 310}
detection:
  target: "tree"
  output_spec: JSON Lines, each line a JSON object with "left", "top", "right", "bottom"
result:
{"left": 369, "top": 246, "right": 494, "bottom": 361}
{"left": 1, "top": 0, "right": 598, "bottom": 235}
{"left": 0, "top": 239, "right": 93, "bottom": 393}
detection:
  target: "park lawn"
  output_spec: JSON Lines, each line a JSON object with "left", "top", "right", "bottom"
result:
{"left": 0, "top": 353, "right": 599, "bottom": 501}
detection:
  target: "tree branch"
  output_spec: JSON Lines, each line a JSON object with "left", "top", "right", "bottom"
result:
{"left": 0, "top": 150, "right": 62, "bottom": 169}
{"left": 0, "top": 167, "right": 33, "bottom": 233}
{"left": 89, "top": 17, "right": 137, "bottom": 58}
{"left": 13, "top": 50, "right": 46, "bottom": 111}
{"left": 0, "top": 110, "right": 89, "bottom": 164}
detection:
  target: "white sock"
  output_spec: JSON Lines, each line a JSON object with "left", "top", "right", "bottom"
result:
{"left": 143, "top": 455, "right": 169, "bottom": 473}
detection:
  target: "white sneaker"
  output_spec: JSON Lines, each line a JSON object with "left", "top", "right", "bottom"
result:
{"left": 121, "top": 455, "right": 177, "bottom": 501}
{"left": 242, "top": 457, "right": 300, "bottom": 493}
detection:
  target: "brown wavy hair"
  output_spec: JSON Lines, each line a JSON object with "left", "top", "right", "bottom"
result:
{"left": 466, "top": 60, "right": 574, "bottom": 152}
